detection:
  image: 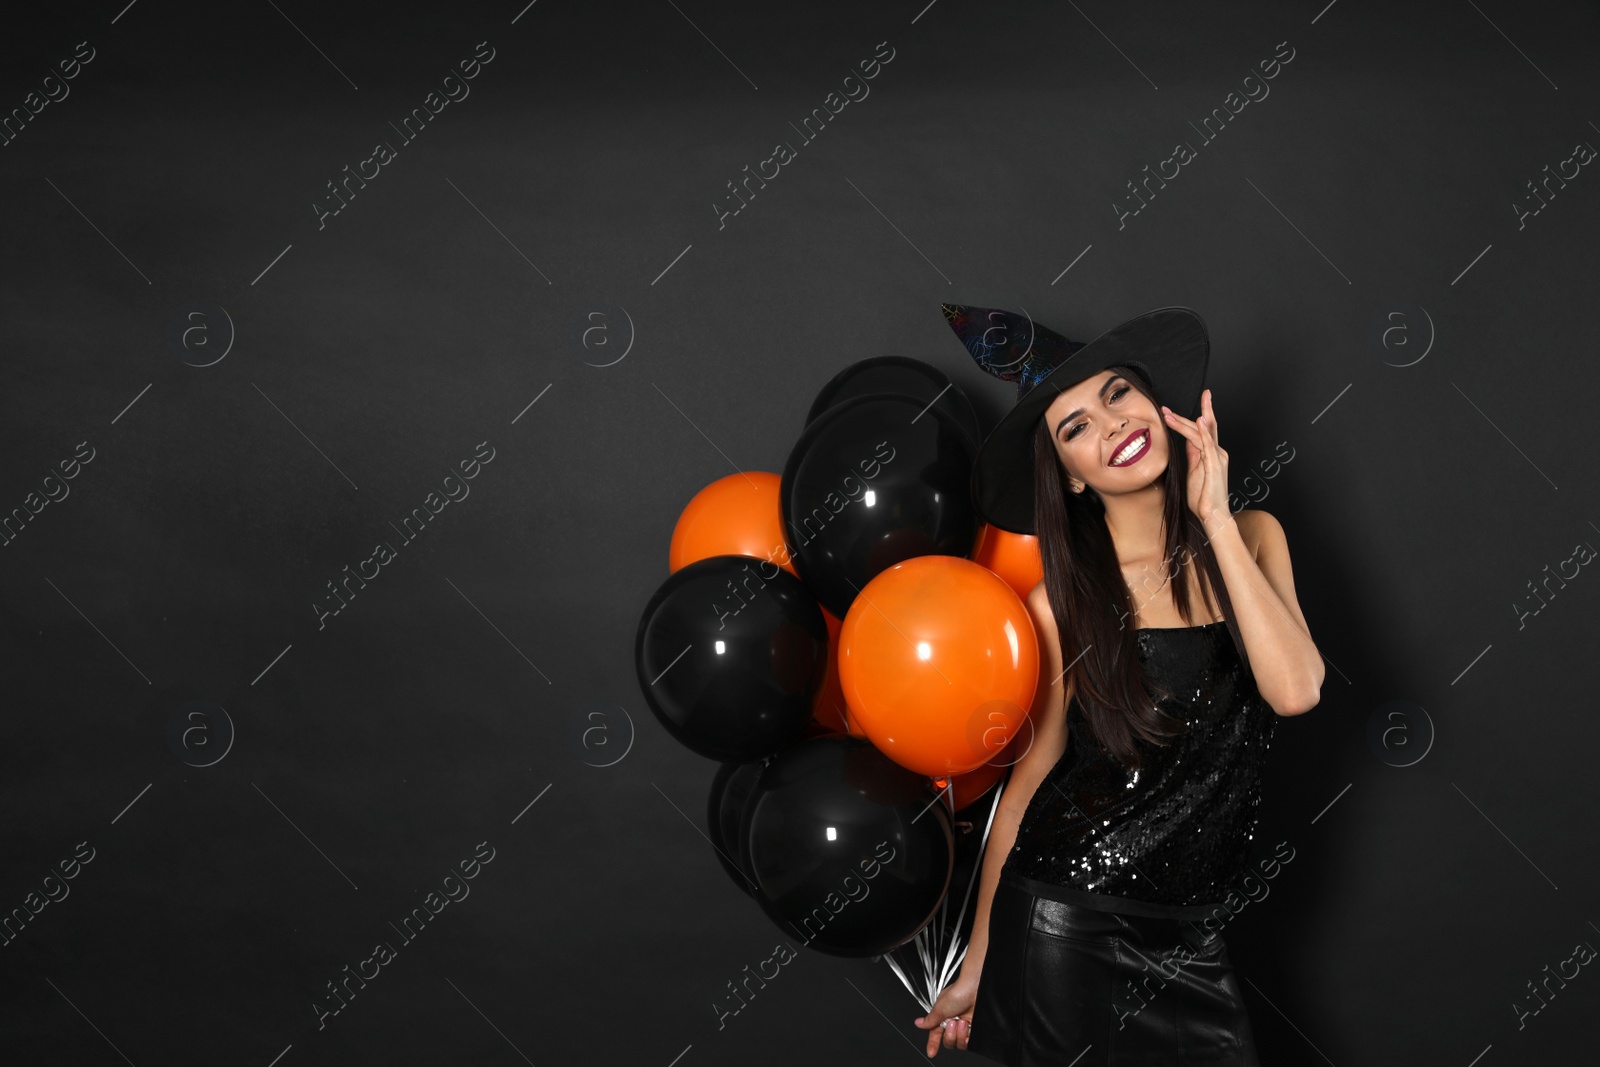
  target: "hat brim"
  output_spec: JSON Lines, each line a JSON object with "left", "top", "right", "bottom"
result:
{"left": 970, "top": 306, "right": 1210, "bottom": 535}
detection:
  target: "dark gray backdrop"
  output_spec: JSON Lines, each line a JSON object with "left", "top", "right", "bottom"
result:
{"left": 3, "top": 0, "right": 1597, "bottom": 1063}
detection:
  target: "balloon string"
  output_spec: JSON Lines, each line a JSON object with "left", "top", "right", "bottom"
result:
{"left": 937, "top": 777, "right": 1007, "bottom": 992}
{"left": 882, "top": 950, "right": 932, "bottom": 1013}
{"left": 932, "top": 779, "right": 956, "bottom": 951}
{"left": 920, "top": 927, "right": 937, "bottom": 1007}
{"left": 911, "top": 922, "right": 936, "bottom": 1004}
{"left": 915, "top": 927, "right": 934, "bottom": 1004}
{"left": 880, "top": 777, "right": 1009, "bottom": 1010}
{"left": 940, "top": 942, "right": 970, "bottom": 993}
{"left": 883, "top": 930, "right": 934, "bottom": 1010}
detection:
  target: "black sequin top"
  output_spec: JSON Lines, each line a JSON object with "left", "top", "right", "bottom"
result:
{"left": 1005, "top": 621, "right": 1278, "bottom": 910}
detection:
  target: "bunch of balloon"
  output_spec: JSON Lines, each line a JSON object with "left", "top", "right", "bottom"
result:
{"left": 633, "top": 356, "right": 1045, "bottom": 970}
{"left": 638, "top": 470, "right": 824, "bottom": 765}
{"left": 833, "top": 553, "right": 1044, "bottom": 1002}
{"left": 880, "top": 733, "right": 1031, "bottom": 1012}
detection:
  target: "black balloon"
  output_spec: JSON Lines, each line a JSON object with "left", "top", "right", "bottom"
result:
{"left": 805, "top": 356, "right": 981, "bottom": 450}
{"left": 781, "top": 393, "right": 979, "bottom": 620}
{"left": 635, "top": 555, "right": 827, "bottom": 762}
{"left": 742, "top": 734, "right": 954, "bottom": 958}
{"left": 880, "top": 774, "right": 1004, "bottom": 972}
{"left": 707, "top": 759, "right": 765, "bottom": 897}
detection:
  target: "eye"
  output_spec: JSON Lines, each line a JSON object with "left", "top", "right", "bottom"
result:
{"left": 1062, "top": 384, "right": 1131, "bottom": 441}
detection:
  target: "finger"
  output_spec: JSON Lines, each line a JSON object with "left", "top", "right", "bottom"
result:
{"left": 1177, "top": 421, "right": 1205, "bottom": 461}
{"left": 1161, "top": 402, "right": 1198, "bottom": 428}
{"left": 1161, "top": 405, "right": 1202, "bottom": 444}
{"left": 1189, "top": 404, "right": 1216, "bottom": 457}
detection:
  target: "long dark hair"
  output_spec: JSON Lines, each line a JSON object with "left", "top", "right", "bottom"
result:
{"left": 1031, "top": 362, "right": 1248, "bottom": 772}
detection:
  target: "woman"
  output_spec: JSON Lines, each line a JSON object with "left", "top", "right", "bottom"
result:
{"left": 914, "top": 304, "right": 1322, "bottom": 1065}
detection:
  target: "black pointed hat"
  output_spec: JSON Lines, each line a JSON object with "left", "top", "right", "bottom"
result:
{"left": 942, "top": 303, "right": 1210, "bottom": 535}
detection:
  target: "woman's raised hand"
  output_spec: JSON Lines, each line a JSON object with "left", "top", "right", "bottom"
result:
{"left": 913, "top": 971, "right": 979, "bottom": 1057}
{"left": 1162, "top": 388, "right": 1231, "bottom": 533}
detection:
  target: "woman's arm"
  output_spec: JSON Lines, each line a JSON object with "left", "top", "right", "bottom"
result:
{"left": 917, "top": 584, "right": 1075, "bottom": 1056}
{"left": 1206, "top": 508, "right": 1323, "bottom": 716}
{"left": 957, "top": 583, "right": 1073, "bottom": 982}
{"left": 1160, "top": 395, "right": 1321, "bottom": 716}
{"left": 957, "top": 783, "right": 1027, "bottom": 980}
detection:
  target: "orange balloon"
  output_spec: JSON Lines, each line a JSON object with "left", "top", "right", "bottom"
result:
{"left": 811, "top": 608, "right": 866, "bottom": 737}
{"left": 946, "top": 752, "right": 1010, "bottom": 811}
{"left": 668, "top": 472, "right": 798, "bottom": 577}
{"left": 970, "top": 523, "right": 1043, "bottom": 604}
{"left": 839, "top": 556, "right": 1039, "bottom": 778}
{"left": 800, "top": 719, "right": 839, "bottom": 741}
{"left": 930, "top": 731, "right": 1032, "bottom": 813}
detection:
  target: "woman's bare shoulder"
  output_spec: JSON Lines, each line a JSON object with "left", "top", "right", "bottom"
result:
{"left": 1025, "top": 580, "right": 1054, "bottom": 626}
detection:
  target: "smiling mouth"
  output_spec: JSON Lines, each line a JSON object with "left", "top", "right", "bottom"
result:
{"left": 1108, "top": 429, "right": 1151, "bottom": 467}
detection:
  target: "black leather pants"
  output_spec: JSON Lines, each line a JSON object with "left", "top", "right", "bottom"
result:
{"left": 968, "top": 871, "right": 1261, "bottom": 1066}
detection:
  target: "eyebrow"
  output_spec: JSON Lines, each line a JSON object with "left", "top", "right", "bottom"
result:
{"left": 1053, "top": 375, "right": 1124, "bottom": 438}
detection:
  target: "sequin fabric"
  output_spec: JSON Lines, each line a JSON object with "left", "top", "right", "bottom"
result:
{"left": 1006, "top": 621, "right": 1278, "bottom": 908}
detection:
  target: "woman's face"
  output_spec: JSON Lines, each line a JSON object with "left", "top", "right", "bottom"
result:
{"left": 1041, "top": 369, "right": 1169, "bottom": 495}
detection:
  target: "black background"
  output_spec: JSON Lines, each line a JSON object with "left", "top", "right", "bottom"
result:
{"left": 3, "top": 0, "right": 1598, "bottom": 1063}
